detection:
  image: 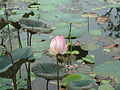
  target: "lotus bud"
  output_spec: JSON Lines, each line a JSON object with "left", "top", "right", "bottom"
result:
{"left": 49, "top": 35, "right": 68, "bottom": 55}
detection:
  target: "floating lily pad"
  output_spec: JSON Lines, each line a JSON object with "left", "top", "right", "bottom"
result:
{"left": 93, "top": 61, "right": 120, "bottom": 82}
{"left": 62, "top": 74, "right": 82, "bottom": 84}
{"left": 81, "top": 12, "right": 98, "bottom": 18}
{"left": 101, "top": 80, "right": 111, "bottom": 84}
{"left": 67, "top": 79, "right": 95, "bottom": 90}
{"left": 41, "top": 12, "right": 74, "bottom": 22}
{"left": 114, "top": 38, "right": 120, "bottom": 45}
{"left": 115, "top": 84, "right": 120, "bottom": 90}
{"left": 61, "top": 18, "right": 87, "bottom": 24}
{"left": 98, "top": 85, "right": 114, "bottom": 90}
{"left": 107, "top": 4, "right": 120, "bottom": 8}
{"left": 38, "top": 0, "right": 68, "bottom": 4}
{"left": 20, "top": 35, "right": 50, "bottom": 59}
{"left": 103, "top": 48, "right": 111, "bottom": 53}
{"left": 81, "top": 43, "right": 99, "bottom": 51}
{"left": 52, "top": 26, "right": 86, "bottom": 38}
{"left": 39, "top": 5, "right": 58, "bottom": 11}
{"left": 89, "top": 30, "right": 102, "bottom": 36}
{"left": 82, "top": 55, "right": 95, "bottom": 64}
{"left": 77, "top": 66, "right": 91, "bottom": 74}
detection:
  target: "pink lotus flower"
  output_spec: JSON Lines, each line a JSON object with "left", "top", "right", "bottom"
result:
{"left": 49, "top": 35, "right": 68, "bottom": 55}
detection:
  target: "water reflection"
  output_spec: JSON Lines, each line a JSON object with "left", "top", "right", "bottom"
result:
{"left": 98, "top": 7, "right": 120, "bottom": 38}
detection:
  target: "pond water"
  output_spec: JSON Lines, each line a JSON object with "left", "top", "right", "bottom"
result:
{"left": 0, "top": 0, "right": 120, "bottom": 90}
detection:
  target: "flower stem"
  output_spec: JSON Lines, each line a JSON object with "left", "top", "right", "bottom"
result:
{"left": 46, "top": 80, "right": 49, "bottom": 90}
{"left": 68, "top": 23, "right": 72, "bottom": 65}
{"left": 27, "top": 62, "right": 32, "bottom": 90}
{"left": 56, "top": 54, "right": 59, "bottom": 90}
{"left": 87, "top": 17, "right": 89, "bottom": 33}
{"left": 7, "top": 52, "right": 17, "bottom": 90}
{"left": 4, "top": 4, "right": 12, "bottom": 50}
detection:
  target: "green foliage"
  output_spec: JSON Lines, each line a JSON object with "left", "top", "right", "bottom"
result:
{"left": 32, "top": 63, "right": 68, "bottom": 80}
{"left": 101, "top": 80, "right": 111, "bottom": 84}
{"left": 66, "top": 50, "right": 79, "bottom": 55}
{"left": 77, "top": 55, "right": 95, "bottom": 64}
{"left": 98, "top": 85, "right": 114, "bottom": 90}
{"left": 103, "top": 48, "right": 111, "bottom": 53}
{"left": 0, "top": 45, "right": 5, "bottom": 56}
{"left": 89, "top": 30, "right": 102, "bottom": 36}
{"left": 0, "top": 47, "right": 34, "bottom": 78}
{"left": 62, "top": 74, "right": 82, "bottom": 83}
{"left": 41, "top": 12, "right": 74, "bottom": 22}
{"left": 38, "top": 0, "right": 68, "bottom": 4}
{"left": 93, "top": 61, "right": 120, "bottom": 82}
{"left": 39, "top": 5, "right": 58, "bottom": 11}
{"left": 115, "top": 84, "right": 120, "bottom": 90}
{"left": 81, "top": 43, "right": 99, "bottom": 51}
{"left": 67, "top": 79, "right": 95, "bottom": 90}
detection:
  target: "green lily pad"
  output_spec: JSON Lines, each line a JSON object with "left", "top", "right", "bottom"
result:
{"left": 67, "top": 79, "right": 95, "bottom": 90}
{"left": 19, "top": 18, "right": 53, "bottom": 34}
{"left": 41, "top": 12, "right": 74, "bottom": 22}
{"left": 0, "top": 74, "right": 27, "bottom": 90}
{"left": 98, "top": 85, "right": 114, "bottom": 90}
{"left": 62, "top": 74, "right": 82, "bottom": 83}
{"left": 101, "top": 80, "right": 111, "bottom": 84}
{"left": 34, "top": 52, "right": 42, "bottom": 60}
{"left": 39, "top": 5, "right": 58, "bottom": 11}
{"left": 81, "top": 43, "right": 99, "bottom": 51}
{"left": 32, "top": 63, "right": 68, "bottom": 80}
{"left": 52, "top": 26, "right": 86, "bottom": 38}
{"left": 93, "top": 61, "right": 120, "bottom": 82}
{"left": 103, "top": 48, "right": 111, "bottom": 53}
{"left": 21, "top": 35, "right": 50, "bottom": 55}
{"left": 89, "top": 30, "right": 102, "bottom": 36}
{"left": 115, "top": 84, "right": 120, "bottom": 90}
{"left": 38, "top": 0, "right": 68, "bottom": 4}
{"left": 107, "top": 4, "right": 120, "bottom": 8}
{"left": 82, "top": 55, "right": 95, "bottom": 64}
{"left": 8, "top": 14, "right": 23, "bottom": 22}
{"left": 0, "top": 47, "right": 34, "bottom": 78}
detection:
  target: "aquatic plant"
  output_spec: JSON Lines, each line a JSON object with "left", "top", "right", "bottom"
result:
{"left": 0, "top": 47, "right": 34, "bottom": 90}
{"left": 32, "top": 63, "right": 68, "bottom": 90}
{"left": 81, "top": 12, "right": 98, "bottom": 32}
{"left": 19, "top": 18, "right": 53, "bottom": 46}
{"left": 49, "top": 35, "right": 68, "bottom": 90}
